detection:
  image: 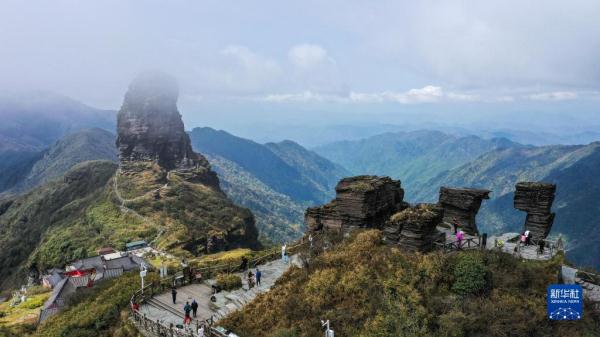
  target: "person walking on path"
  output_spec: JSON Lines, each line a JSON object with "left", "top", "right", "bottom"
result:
{"left": 198, "top": 324, "right": 205, "bottom": 337}
{"left": 171, "top": 287, "right": 177, "bottom": 304}
{"left": 481, "top": 233, "right": 488, "bottom": 249}
{"left": 255, "top": 268, "right": 262, "bottom": 286}
{"left": 538, "top": 239, "right": 546, "bottom": 255}
{"left": 183, "top": 302, "right": 192, "bottom": 325}
{"left": 524, "top": 230, "right": 531, "bottom": 245}
{"left": 282, "top": 243, "right": 288, "bottom": 264}
{"left": 191, "top": 299, "right": 198, "bottom": 318}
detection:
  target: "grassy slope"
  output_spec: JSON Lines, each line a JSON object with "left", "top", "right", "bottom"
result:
{"left": 0, "top": 158, "right": 259, "bottom": 290}
{"left": 221, "top": 230, "right": 600, "bottom": 337}
{"left": 0, "top": 160, "right": 118, "bottom": 288}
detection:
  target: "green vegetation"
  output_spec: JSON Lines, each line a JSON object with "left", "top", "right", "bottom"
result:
{"left": 451, "top": 254, "right": 488, "bottom": 296}
{"left": 221, "top": 230, "right": 600, "bottom": 337}
{"left": 216, "top": 273, "right": 243, "bottom": 291}
{"left": 0, "top": 290, "right": 50, "bottom": 327}
{"left": 0, "top": 160, "right": 117, "bottom": 288}
{"left": 32, "top": 272, "right": 152, "bottom": 337}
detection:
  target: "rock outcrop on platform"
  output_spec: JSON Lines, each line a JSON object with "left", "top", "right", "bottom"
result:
{"left": 384, "top": 204, "right": 444, "bottom": 252}
{"left": 514, "top": 182, "right": 556, "bottom": 240}
{"left": 305, "top": 176, "right": 406, "bottom": 231}
{"left": 116, "top": 71, "right": 219, "bottom": 188}
{"left": 438, "top": 187, "right": 490, "bottom": 235}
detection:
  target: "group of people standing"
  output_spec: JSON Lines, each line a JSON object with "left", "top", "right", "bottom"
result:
{"left": 246, "top": 268, "right": 262, "bottom": 288}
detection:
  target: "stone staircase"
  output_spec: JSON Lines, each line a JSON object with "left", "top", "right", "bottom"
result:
{"left": 140, "top": 255, "right": 300, "bottom": 327}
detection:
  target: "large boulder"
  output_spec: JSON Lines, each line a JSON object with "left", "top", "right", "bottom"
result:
{"left": 385, "top": 204, "right": 444, "bottom": 252}
{"left": 305, "top": 175, "right": 406, "bottom": 231}
{"left": 438, "top": 187, "right": 490, "bottom": 235}
{"left": 514, "top": 182, "right": 556, "bottom": 240}
{"left": 116, "top": 71, "right": 219, "bottom": 188}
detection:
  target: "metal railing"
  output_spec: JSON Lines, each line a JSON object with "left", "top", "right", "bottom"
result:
{"left": 434, "top": 237, "right": 480, "bottom": 252}
{"left": 129, "top": 233, "right": 320, "bottom": 336}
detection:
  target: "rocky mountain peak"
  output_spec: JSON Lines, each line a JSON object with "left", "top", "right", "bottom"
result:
{"left": 116, "top": 72, "right": 218, "bottom": 187}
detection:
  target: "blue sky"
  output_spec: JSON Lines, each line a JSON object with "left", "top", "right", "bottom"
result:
{"left": 1, "top": 0, "right": 599, "bottom": 138}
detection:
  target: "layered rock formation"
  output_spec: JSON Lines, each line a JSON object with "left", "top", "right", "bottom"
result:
{"left": 116, "top": 71, "right": 219, "bottom": 188}
{"left": 438, "top": 187, "right": 490, "bottom": 235}
{"left": 305, "top": 176, "right": 406, "bottom": 231}
{"left": 514, "top": 182, "right": 556, "bottom": 240}
{"left": 384, "top": 204, "right": 444, "bottom": 252}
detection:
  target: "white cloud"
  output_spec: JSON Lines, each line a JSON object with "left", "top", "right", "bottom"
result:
{"left": 528, "top": 91, "right": 578, "bottom": 101}
{"left": 288, "top": 44, "right": 334, "bottom": 69}
{"left": 209, "top": 45, "right": 282, "bottom": 93}
{"left": 263, "top": 85, "right": 482, "bottom": 104}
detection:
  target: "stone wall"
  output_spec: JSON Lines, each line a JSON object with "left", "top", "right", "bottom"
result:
{"left": 305, "top": 176, "right": 406, "bottom": 231}
{"left": 438, "top": 187, "right": 490, "bottom": 235}
{"left": 514, "top": 182, "right": 556, "bottom": 240}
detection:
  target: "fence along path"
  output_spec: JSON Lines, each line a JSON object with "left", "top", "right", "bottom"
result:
{"left": 129, "top": 234, "right": 319, "bottom": 337}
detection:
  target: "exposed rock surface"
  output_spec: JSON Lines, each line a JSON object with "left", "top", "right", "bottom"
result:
{"left": 305, "top": 175, "right": 406, "bottom": 231}
{"left": 514, "top": 182, "right": 556, "bottom": 240}
{"left": 384, "top": 204, "right": 444, "bottom": 252}
{"left": 438, "top": 187, "right": 490, "bottom": 235}
{"left": 116, "top": 71, "right": 219, "bottom": 188}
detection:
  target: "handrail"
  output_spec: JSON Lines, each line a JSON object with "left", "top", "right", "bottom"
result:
{"left": 129, "top": 232, "right": 320, "bottom": 336}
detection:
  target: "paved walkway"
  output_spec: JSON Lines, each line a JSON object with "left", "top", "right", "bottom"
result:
{"left": 139, "top": 255, "right": 301, "bottom": 328}
{"left": 437, "top": 227, "right": 556, "bottom": 261}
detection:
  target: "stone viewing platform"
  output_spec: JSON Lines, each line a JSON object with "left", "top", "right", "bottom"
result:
{"left": 137, "top": 255, "right": 300, "bottom": 330}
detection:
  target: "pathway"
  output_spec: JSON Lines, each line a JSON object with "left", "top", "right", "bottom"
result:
{"left": 138, "top": 255, "right": 301, "bottom": 328}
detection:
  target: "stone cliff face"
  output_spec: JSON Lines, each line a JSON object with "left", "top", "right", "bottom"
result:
{"left": 305, "top": 175, "right": 406, "bottom": 231}
{"left": 514, "top": 182, "right": 556, "bottom": 240}
{"left": 116, "top": 71, "right": 219, "bottom": 188}
{"left": 438, "top": 187, "right": 490, "bottom": 235}
{"left": 115, "top": 72, "right": 258, "bottom": 253}
{"left": 384, "top": 204, "right": 444, "bottom": 252}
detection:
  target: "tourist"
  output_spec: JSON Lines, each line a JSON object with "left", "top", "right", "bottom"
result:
{"left": 240, "top": 256, "right": 248, "bottom": 271}
{"left": 524, "top": 230, "right": 531, "bottom": 245}
{"left": 520, "top": 233, "right": 527, "bottom": 246}
{"left": 481, "top": 233, "right": 488, "bottom": 249}
{"left": 183, "top": 301, "right": 192, "bottom": 325}
{"left": 309, "top": 234, "right": 313, "bottom": 248}
{"left": 255, "top": 268, "right": 262, "bottom": 286}
{"left": 247, "top": 270, "right": 255, "bottom": 289}
{"left": 191, "top": 299, "right": 199, "bottom": 318}
{"left": 456, "top": 230, "right": 464, "bottom": 249}
{"left": 198, "top": 324, "right": 205, "bottom": 337}
{"left": 281, "top": 243, "right": 287, "bottom": 263}
{"left": 171, "top": 287, "right": 177, "bottom": 304}
{"left": 452, "top": 217, "right": 460, "bottom": 234}
{"left": 539, "top": 239, "right": 546, "bottom": 255}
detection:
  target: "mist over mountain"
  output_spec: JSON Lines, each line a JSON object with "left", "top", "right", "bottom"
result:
{"left": 314, "top": 130, "right": 519, "bottom": 197}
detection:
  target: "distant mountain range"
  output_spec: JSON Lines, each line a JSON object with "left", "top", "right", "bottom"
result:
{"left": 0, "top": 91, "right": 115, "bottom": 193}
{"left": 314, "top": 130, "right": 519, "bottom": 197}
{"left": 412, "top": 142, "right": 600, "bottom": 269}
{"left": 189, "top": 127, "right": 349, "bottom": 242}
{"left": 0, "top": 121, "right": 347, "bottom": 244}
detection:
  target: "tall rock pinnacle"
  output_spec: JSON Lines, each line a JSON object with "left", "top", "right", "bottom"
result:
{"left": 116, "top": 71, "right": 219, "bottom": 187}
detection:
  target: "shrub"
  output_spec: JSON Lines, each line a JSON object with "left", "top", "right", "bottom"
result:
{"left": 451, "top": 253, "right": 487, "bottom": 296}
{"left": 216, "top": 273, "right": 242, "bottom": 291}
